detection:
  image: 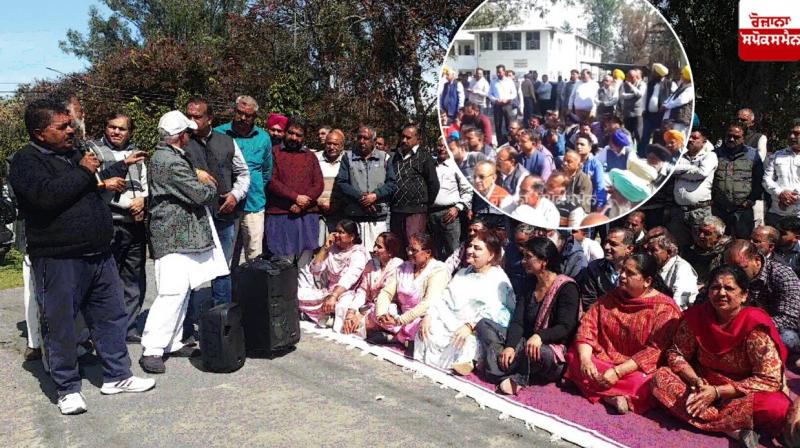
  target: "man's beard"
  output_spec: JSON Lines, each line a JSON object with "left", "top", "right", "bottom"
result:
{"left": 284, "top": 139, "right": 302, "bottom": 151}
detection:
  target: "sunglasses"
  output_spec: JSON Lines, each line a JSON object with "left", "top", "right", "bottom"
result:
{"left": 286, "top": 130, "right": 304, "bottom": 137}
{"left": 234, "top": 109, "right": 257, "bottom": 119}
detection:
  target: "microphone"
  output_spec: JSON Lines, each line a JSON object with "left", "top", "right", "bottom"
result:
{"left": 82, "top": 143, "right": 105, "bottom": 189}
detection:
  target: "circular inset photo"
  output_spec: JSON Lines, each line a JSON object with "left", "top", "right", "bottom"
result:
{"left": 439, "top": 0, "right": 693, "bottom": 229}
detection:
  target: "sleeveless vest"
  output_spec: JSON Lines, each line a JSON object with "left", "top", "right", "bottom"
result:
{"left": 713, "top": 145, "right": 758, "bottom": 207}
{"left": 185, "top": 131, "right": 236, "bottom": 219}
{"left": 667, "top": 83, "right": 693, "bottom": 126}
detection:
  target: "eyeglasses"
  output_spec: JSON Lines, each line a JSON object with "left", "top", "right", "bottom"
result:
{"left": 286, "top": 130, "right": 304, "bottom": 137}
{"left": 726, "top": 134, "right": 743, "bottom": 140}
{"left": 269, "top": 127, "right": 284, "bottom": 133}
{"left": 356, "top": 135, "right": 371, "bottom": 140}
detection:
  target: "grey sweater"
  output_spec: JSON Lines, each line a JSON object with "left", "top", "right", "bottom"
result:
{"left": 147, "top": 144, "right": 217, "bottom": 259}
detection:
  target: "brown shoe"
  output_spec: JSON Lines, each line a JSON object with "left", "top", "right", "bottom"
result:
{"left": 24, "top": 347, "right": 42, "bottom": 361}
{"left": 452, "top": 361, "right": 475, "bottom": 376}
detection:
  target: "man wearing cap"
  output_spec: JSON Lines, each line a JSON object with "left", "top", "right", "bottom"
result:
{"left": 215, "top": 95, "right": 272, "bottom": 262}
{"left": 713, "top": 122, "right": 764, "bottom": 239}
{"left": 141, "top": 110, "right": 228, "bottom": 374}
{"left": 9, "top": 98, "right": 155, "bottom": 414}
{"left": 266, "top": 113, "right": 288, "bottom": 150}
{"left": 595, "top": 129, "right": 633, "bottom": 172}
{"left": 661, "top": 66, "right": 694, "bottom": 137}
{"left": 640, "top": 63, "right": 675, "bottom": 157}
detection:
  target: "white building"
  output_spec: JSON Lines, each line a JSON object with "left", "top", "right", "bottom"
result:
{"left": 447, "top": 25, "right": 603, "bottom": 80}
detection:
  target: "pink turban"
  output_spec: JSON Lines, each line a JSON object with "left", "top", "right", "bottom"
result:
{"left": 267, "top": 113, "right": 288, "bottom": 131}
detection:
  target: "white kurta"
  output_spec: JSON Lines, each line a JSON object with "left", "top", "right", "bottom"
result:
{"left": 414, "top": 265, "right": 515, "bottom": 370}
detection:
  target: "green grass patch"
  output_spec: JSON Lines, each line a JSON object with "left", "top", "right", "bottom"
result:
{"left": 0, "top": 249, "right": 24, "bottom": 290}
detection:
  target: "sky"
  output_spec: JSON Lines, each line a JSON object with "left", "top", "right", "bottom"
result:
{"left": 0, "top": 0, "right": 110, "bottom": 93}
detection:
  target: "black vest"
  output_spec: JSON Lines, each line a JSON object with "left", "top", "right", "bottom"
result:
{"left": 185, "top": 131, "right": 236, "bottom": 219}
{"left": 745, "top": 131, "right": 764, "bottom": 150}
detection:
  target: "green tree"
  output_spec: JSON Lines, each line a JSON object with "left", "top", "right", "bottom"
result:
{"left": 652, "top": 0, "right": 800, "bottom": 147}
{"left": 583, "top": 0, "right": 622, "bottom": 59}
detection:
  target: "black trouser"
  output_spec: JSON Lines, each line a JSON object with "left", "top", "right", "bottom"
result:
{"left": 713, "top": 206, "right": 755, "bottom": 239}
{"left": 493, "top": 102, "right": 515, "bottom": 146}
{"left": 427, "top": 207, "right": 462, "bottom": 261}
{"left": 32, "top": 253, "right": 132, "bottom": 395}
{"left": 623, "top": 115, "right": 643, "bottom": 148}
{"left": 111, "top": 221, "right": 147, "bottom": 339}
{"left": 476, "top": 319, "right": 564, "bottom": 387}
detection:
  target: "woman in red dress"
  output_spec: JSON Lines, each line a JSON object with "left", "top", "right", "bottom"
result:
{"left": 565, "top": 253, "right": 682, "bottom": 414}
{"left": 651, "top": 265, "right": 792, "bottom": 448}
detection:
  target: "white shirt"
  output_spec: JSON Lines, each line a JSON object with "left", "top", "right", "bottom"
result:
{"left": 569, "top": 80, "right": 599, "bottom": 112}
{"left": 509, "top": 198, "right": 560, "bottom": 228}
{"left": 468, "top": 77, "right": 490, "bottom": 108}
{"left": 647, "top": 83, "right": 662, "bottom": 113}
{"left": 489, "top": 77, "right": 518, "bottom": 103}
{"left": 662, "top": 82, "right": 695, "bottom": 121}
{"left": 673, "top": 142, "right": 717, "bottom": 206}
{"left": 763, "top": 147, "right": 800, "bottom": 216}
{"left": 580, "top": 237, "right": 604, "bottom": 262}
{"left": 434, "top": 158, "right": 473, "bottom": 209}
{"left": 660, "top": 255, "right": 699, "bottom": 309}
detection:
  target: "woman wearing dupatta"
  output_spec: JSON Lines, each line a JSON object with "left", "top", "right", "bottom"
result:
{"left": 565, "top": 253, "right": 682, "bottom": 414}
{"left": 415, "top": 229, "right": 516, "bottom": 374}
{"left": 334, "top": 232, "right": 404, "bottom": 337}
{"left": 477, "top": 237, "right": 580, "bottom": 395}
{"left": 651, "top": 265, "right": 792, "bottom": 448}
{"left": 298, "top": 219, "right": 369, "bottom": 325}
{"left": 370, "top": 232, "right": 450, "bottom": 346}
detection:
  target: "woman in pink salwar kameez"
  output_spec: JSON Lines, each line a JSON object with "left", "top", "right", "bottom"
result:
{"left": 297, "top": 220, "right": 369, "bottom": 326}
{"left": 370, "top": 233, "right": 450, "bottom": 346}
{"left": 334, "top": 232, "right": 404, "bottom": 337}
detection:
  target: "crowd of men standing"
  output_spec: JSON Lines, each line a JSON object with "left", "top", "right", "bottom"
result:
{"left": 439, "top": 62, "right": 695, "bottom": 227}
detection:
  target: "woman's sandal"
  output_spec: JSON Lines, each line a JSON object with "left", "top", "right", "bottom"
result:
{"left": 497, "top": 378, "right": 521, "bottom": 396}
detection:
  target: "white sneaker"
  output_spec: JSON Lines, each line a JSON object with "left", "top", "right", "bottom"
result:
{"left": 100, "top": 376, "right": 156, "bottom": 395}
{"left": 58, "top": 392, "right": 87, "bottom": 415}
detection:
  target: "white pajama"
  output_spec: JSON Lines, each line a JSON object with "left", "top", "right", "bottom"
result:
{"left": 142, "top": 213, "right": 229, "bottom": 356}
{"left": 23, "top": 255, "right": 41, "bottom": 349}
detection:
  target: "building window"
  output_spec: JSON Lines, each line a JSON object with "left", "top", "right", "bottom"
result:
{"left": 498, "top": 32, "right": 521, "bottom": 50}
{"left": 526, "top": 31, "right": 541, "bottom": 50}
{"left": 479, "top": 33, "right": 493, "bottom": 51}
{"left": 462, "top": 43, "right": 474, "bottom": 55}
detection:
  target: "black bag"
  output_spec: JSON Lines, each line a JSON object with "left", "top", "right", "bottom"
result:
{"left": 232, "top": 258, "right": 300, "bottom": 355}
{"left": 199, "top": 303, "right": 246, "bottom": 373}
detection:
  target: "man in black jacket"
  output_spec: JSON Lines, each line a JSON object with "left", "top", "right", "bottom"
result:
{"left": 389, "top": 124, "right": 440, "bottom": 250}
{"left": 9, "top": 99, "right": 154, "bottom": 415}
{"left": 575, "top": 227, "right": 635, "bottom": 311}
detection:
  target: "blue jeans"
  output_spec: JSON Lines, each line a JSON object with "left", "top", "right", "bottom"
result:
{"left": 780, "top": 329, "right": 800, "bottom": 355}
{"left": 211, "top": 218, "right": 236, "bottom": 305}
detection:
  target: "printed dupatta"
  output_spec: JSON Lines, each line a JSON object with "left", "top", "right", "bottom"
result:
{"left": 533, "top": 274, "right": 579, "bottom": 363}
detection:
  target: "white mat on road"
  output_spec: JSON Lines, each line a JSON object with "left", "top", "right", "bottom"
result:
{"left": 300, "top": 321, "right": 628, "bottom": 448}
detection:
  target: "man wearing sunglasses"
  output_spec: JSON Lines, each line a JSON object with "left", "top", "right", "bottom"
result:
{"left": 712, "top": 122, "right": 764, "bottom": 239}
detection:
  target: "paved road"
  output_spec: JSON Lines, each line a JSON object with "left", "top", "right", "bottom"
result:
{"left": 0, "top": 261, "right": 574, "bottom": 447}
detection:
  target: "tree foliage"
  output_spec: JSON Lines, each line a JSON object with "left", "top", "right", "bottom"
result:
{"left": 653, "top": 0, "right": 800, "bottom": 148}
{"left": 2, "top": 0, "right": 483, "bottom": 160}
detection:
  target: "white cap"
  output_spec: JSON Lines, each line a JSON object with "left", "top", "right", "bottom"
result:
{"left": 157, "top": 110, "right": 197, "bottom": 136}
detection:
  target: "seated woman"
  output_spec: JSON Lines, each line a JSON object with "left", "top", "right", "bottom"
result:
{"left": 476, "top": 237, "right": 580, "bottom": 395}
{"left": 371, "top": 233, "right": 450, "bottom": 346}
{"left": 298, "top": 219, "right": 370, "bottom": 326}
{"left": 334, "top": 232, "right": 404, "bottom": 337}
{"left": 415, "top": 229, "right": 515, "bottom": 374}
{"left": 565, "top": 253, "right": 681, "bottom": 414}
{"left": 651, "top": 265, "right": 792, "bottom": 448}
{"left": 444, "top": 215, "right": 488, "bottom": 274}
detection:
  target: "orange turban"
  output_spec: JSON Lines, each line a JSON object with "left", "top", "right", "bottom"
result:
{"left": 663, "top": 129, "right": 685, "bottom": 147}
